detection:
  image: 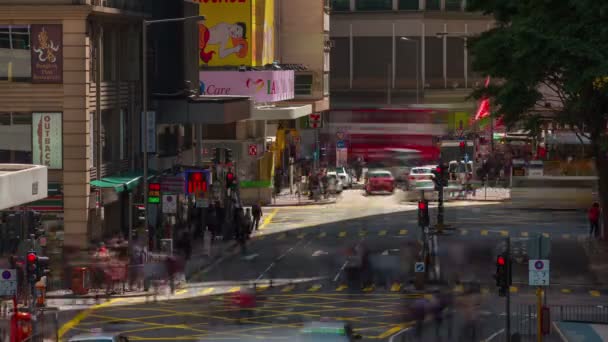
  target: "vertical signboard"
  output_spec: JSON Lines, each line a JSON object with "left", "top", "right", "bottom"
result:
{"left": 141, "top": 111, "right": 156, "bottom": 153}
{"left": 198, "top": 0, "right": 252, "bottom": 66}
{"left": 30, "top": 24, "right": 63, "bottom": 84}
{"left": 32, "top": 112, "right": 62, "bottom": 169}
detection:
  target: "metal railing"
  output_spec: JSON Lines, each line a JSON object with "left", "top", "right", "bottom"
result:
{"left": 513, "top": 304, "right": 608, "bottom": 337}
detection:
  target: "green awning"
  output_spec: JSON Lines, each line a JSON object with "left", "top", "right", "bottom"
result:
{"left": 91, "top": 171, "right": 152, "bottom": 193}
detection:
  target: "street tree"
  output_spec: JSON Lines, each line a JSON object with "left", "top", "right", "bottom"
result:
{"left": 467, "top": 0, "right": 608, "bottom": 232}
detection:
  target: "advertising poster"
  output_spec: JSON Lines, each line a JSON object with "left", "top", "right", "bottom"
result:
{"left": 198, "top": 0, "right": 252, "bottom": 66}
{"left": 199, "top": 70, "right": 294, "bottom": 102}
{"left": 32, "top": 113, "right": 63, "bottom": 169}
{"left": 253, "top": 0, "right": 275, "bottom": 65}
{"left": 30, "top": 24, "right": 63, "bottom": 83}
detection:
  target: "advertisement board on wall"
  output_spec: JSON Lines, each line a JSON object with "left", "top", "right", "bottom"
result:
{"left": 199, "top": 70, "right": 294, "bottom": 102}
{"left": 32, "top": 112, "right": 62, "bottom": 169}
{"left": 30, "top": 24, "right": 63, "bottom": 84}
{"left": 254, "top": 0, "right": 275, "bottom": 65}
{"left": 198, "top": 0, "right": 252, "bottom": 66}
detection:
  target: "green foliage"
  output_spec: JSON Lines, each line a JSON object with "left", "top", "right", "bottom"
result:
{"left": 466, "top": 0, "right": 608, "bottom": 139}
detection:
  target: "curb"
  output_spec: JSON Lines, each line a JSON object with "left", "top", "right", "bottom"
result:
{"left": 266, "top": 199, "right": 337, "bottom": 207}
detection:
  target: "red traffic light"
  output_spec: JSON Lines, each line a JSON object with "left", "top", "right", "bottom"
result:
{"left": 497, "top": 256, "right": 506, "bottom": 266}
{"left": 227, "top": 172, "right": 235, "bottom": 181}
{"left": 27, "top": 253, "right": 37, "bottom": 263}
{"left": 459, "top": 141, "right": 465, "bottom": 148}
{"left": 435, "top": 166, "right": 442, "bottom": 174}
{"left": 418, "top": 201, "right": 427, "bottom": 210}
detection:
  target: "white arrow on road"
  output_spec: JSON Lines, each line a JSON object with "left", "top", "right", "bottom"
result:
{"left": 312, "top": 250, "right": 329, "bottom": 257}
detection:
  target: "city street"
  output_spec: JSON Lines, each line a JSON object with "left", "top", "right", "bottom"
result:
{"left": 58, "top": 189, "right": 605, "bottom": 341}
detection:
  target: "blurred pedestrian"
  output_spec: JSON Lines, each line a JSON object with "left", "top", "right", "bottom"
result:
{"left": 166, "top": 255, "right": 178, "bottom": 294}
{"left": 244, "top": 208, "right": 253, "bottom": 236}
{"left": 252, "top": 202, "right": 263, "bottom": 231}
{"left": 589, "top": 202, "right": 600, "bottom": 238}
{"left": 411, "top": 297, "right": 427, "bottom": 339}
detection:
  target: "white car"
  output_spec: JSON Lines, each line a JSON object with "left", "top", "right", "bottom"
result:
{"left": 326, "top": 172, "right": 344, "bottom": 193}
{"left": 335, "top": 167, "right": 352, "bottom": 188}
{"left": 69, "top": 332, "right": 129, "bottom": 342}
{"left": 407, "top": 166, "right": 435, "bottom": 190}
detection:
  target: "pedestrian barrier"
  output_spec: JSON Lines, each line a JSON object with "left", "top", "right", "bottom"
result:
{"left": 513, "top": 304, "right": 608, "bottom": 338}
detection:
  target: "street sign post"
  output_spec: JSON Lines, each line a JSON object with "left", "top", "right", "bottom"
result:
{"left": 0, "top": 269, "right": 17, "bottom": 296}
{"left": 529, "top": 259, "right": 550, "bottom": 286}
{"left": 248, "top": 144, "right": 257, "bottom": 156}
{"left": 414, "top": 262, "right": 425, "bottom": 273}
{"left": 162, "top": 194, "right": 177, "bottom": 214}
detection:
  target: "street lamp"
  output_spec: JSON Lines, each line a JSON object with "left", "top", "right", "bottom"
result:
{"left": 142, "top": 15, "right": 205, "bottom": 247}
{"left": 399, "top": 37, "right": 420, "bottom": 104}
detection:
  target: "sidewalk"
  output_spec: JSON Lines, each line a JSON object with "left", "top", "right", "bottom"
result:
{"left": 267, "top": 190, "right": 338, "bottom": 207}
{"left": 583, "top": 238, "right": 608, "bottom": 285}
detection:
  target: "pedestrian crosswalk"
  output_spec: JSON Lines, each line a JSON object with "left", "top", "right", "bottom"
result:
{"left": 253, "top": 228, "right": 589, "bottom": 241}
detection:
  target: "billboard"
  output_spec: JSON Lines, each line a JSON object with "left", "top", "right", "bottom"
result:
{"left": 30, "top": 24, "right": 63, "bottom": 84}
{"left": 198, "top": 0, "right": 252, "bottom": 66}
{"left": 32, "top": 113, "right": 62, "bottom": 169}
{"left": 253, "top": 0, "right": 275, "bottom": 65}
{"left": 199, "top": 70, "right": 294, "bottom": 102}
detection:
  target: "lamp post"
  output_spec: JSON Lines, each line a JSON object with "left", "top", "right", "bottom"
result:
{"left": 399, "top": 37, "right": 420, "bottom": 104}
{"left": 142, "top": 15, "right": 205, "bottom": 247}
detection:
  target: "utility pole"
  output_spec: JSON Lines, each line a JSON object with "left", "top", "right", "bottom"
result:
{"left": 506, "top": 237, "right": 511, "bottom": 342}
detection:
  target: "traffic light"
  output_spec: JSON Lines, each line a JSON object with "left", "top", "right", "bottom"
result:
{"left": 134, "top": 204, "right": 146, "bottom": 227}
{"left": 495, "top": 254, "right": 511, "bottom": 297}
{"left": 418, "top": 200, "right": 430, "bottom": 227}
{"left": 225, "top": 149, "right": 233, "bottom": 164}
{"left": 226, "top": 171, "right": 236, "bottom": 189}
{"left": 320, "top": 147, "right": 327, "bottom": 159}
{"left": 26, "top": 251, "right": 37, "bottom": 282}
{"left": 213, "top": 148, "right": 221, "bottom": 164}
{"left": 459, "top": 140, "right": 466, "bottom": 154}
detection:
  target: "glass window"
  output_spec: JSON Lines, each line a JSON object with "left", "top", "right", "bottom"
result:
{"left": 356, "top": 0, "right": 392, "bottom": 11}
{"left": 399, "top": 0, "right": 419, "bottom": 10}
{"left": 295, "top": 74, "right": 313, "bottom": 96}
{"left": 425, "top": 0, "right": 440, "bottom": 10}
{"left": 445, "top": 0, "right": 462, "bottom": 10}
{"left": 323, "top": 73, "right": 329, "bottom": 96}
{"left": 331, "top": 0, "right": 350, "bottom": 11}
{"left": 0, "top": 25, "right": 32, "bottom": 82}
{"left": 0, "top": 112, "right": 33, "bottom": 164}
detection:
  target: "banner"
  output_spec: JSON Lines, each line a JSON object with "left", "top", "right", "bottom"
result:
{"left": 30, "top": 24, "right": 63, "bottom": 84}
{"left": 32, "top": 113, "right": 62, "bottom": 169}
{"left": 198, "top": 0, "right": 252, "bottom": 66}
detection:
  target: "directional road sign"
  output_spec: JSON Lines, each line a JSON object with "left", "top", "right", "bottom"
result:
{"left": 0, "top": 269, "right": 17, "bottom": 296}
{"left": 415, "top": 262, "right": 425, "bottom": 273}
{"left": 529, "top": 259, "right": 550, "bottom": 286}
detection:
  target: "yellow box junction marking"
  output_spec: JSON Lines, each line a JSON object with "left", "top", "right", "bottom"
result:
{"left": 379, "top": 230, "right": 387, "bottom": 237}
{"left": 590, "top": 290, "right": 601, "bottom": 297}
{"left": 175, "top": 289, "right": 188, "bottom": 295}
{"left": 336, "top": 284, "right": 348, "bottom": 292}
{"left": 281, "top": 285, "right": 296, "bottom": 293}
{"left": 308, "top": 284, "right": 322, "bottom": 292}
{"left": 228, "top": 287, "right": 240, "bottom": 293}
{"left": 399, "top": 229, "right": 408, "bottom": 235}
{"left": 359, "top": 231, "right": 367, "bottom": 237}
{"left": 58, "top": 298, "right": 124, "bottom": 338}
{"left": 500, "top": 230, "right": 509, "bottom": 237}
{"left": 259, "top": 208, "right": 279, "bottom": 230}
{"left": 561, "top": 288, "right": 572, "bottom": 294}
{"left": 256, "top": 285, "right": 269, "bottom": 292}
{"left": 362, "top": 285, "right": 375, "bottom": 292}
{"left": 339, "top": 231, "right": 347, "bottom": 238}
{"left": 390, "top": 283, "right": 402, "bottom": 292}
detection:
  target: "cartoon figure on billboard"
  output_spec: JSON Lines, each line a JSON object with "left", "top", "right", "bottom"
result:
{"left": 199, "top": 22, "right": 249, "bottom": 64}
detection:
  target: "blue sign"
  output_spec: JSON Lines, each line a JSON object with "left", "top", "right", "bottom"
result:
{"left": 336, "top": 140, "right": 346, "bottom": 149}
{"left": 464, "top": 153, "right": 470, "bottom": 162}
{"left": 415, "top": 262, "right": 425, "bottom": 273}
{"left": 1, "top": 270, "right": 11, "bottom": 280}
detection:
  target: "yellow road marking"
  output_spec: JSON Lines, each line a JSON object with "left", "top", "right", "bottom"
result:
{"left": 562, "top": 234, "right": 571, "bottom": 239}
{"left": 542, "top": 233, "right": 550, "bottom": 238}
{"left": 590, "top": 290, "right": 601, "bottom": 297}
{"left": 461, "top": 229, "right": 468, "bottom": 235}
{"left": 561, "top": 288, "right": 572, "bottom": 294}
{"left": 336, "top": 285, "right": 348, "bottom": 292}
{"left": 308, "top": 284, "right": 322, "bottom": 292}
{"left": 339, "top": 231, "right": 347, "bottom": 238}
{"left": 500, "top": 230, "right": 509, "bottom": 237}
{"left": 399, "top": 229, "right": 408, "bottom": 235}
{"left": 319, "top": 232, "right": 327, "bottom": 238}
{"left": 58, "top": 298, "right": 123, "bottom": 338}
{"left": 521, "top": 232, "right": 529, "bottom": 237}
{"left": 423, "top": 294, "right": 434, "bottom": 300}
{"left": 510, "top": 286, "right": 518, "bottom": 293}
{"left": 362, "top": 285, "right": 375, "bottom": 292}
{"left": 175, "top": 289, "right": 188, "bottom": 295}
{"left": 228, "top": 286, "right": 240, "bottom": 293}
{"left": 256, "top": 285, "right": 269, "bottom": 292}
{"left": 481, "top": 230, "right": 489, "bottom": 236}
{"left": 377, "top": 323, "right": 413, "bottom": 339}
{"left": 379, "top": 230, "right": 387, "bottom": 237}
{"left": 199, "top": 288, "right": 214, "bottom": 296}
{"left": 259, "top": 208, "right": 279, "bottom": 230}
{"left": 390, "top": 283, "right": 402, "bottom": 292}
{"left": 281, "top": 285, "right": 296, "bottom": 292}
{"left": 297, "top": 233, "right": 306, "bottom": 239}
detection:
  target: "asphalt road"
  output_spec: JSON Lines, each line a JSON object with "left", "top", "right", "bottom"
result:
{"left": 57, "top": 189, "right": 605, "bottom": 342}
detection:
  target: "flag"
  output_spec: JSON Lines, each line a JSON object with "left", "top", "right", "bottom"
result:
{"left": 474, "top": 76, "right": 491, "bottom": 121}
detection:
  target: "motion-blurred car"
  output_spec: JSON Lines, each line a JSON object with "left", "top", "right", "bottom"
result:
{"left": 335, "top": 167, "right": 353, "bottom": 188}
{"left": 327, "top": 171, "right": 344, "bottom": 193}
{"left": 365, "top": 170, "right": 395, "bottom": 195}
{"left": 68, "top": 331, "right": 129, "bottom": 342}
{"left": 407, "top": 166, "right": 435, "bottom": 190}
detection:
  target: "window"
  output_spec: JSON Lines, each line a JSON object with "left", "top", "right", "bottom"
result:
{"left": 101, "top": 109, "right": 122, "bottom": 163}
{"left": 323, "top": 73, "right": 330, "bottom": 96}
{"left": 356, "top": 0, "right": 392, "bottom": 10}
{"left": 425, "top": 0, "right": 440, "bottom": 10}
{"left": 399, "top": 0, "right": 419, "bottom": 10}
{"left": 331, "top": 0, "right": 350, "bottom": 11}
{"left": 0, "top": 112, "right": 32, "bottom": 164}
{"left": 295, "top": 74, "right": 313, "bottom": 96}
{"left": 0, "top": 25, "right": 32, "bottom": 82}
{"left": 445, "top": 0, "right": 462, "bottom": 10}
{"left": 102, "top": 29, "right": 115, "bottom": 81}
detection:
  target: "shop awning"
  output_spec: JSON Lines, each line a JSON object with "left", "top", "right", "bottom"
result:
{"left": 91, "top": 171, "right": 151, "bottom": 193}
{"left": 251, "top": 104, "right": 312, "bottom": 120}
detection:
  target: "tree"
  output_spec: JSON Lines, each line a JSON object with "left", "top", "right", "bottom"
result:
{"left": 467, "top": 0, "right": 608, "bottom": 235}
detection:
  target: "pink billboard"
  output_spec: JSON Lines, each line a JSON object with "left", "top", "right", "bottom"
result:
{"left": 199, "top": 70, "right": 294, "bottom": 102}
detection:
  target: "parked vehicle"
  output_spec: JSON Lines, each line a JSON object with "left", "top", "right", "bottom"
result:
{"left": 335, "top": 167, "right": 353, "bottom": 188}
{"left": 365, "top": 170, "right": 395, "bottom": 195}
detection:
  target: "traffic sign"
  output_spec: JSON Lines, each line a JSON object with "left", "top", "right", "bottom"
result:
{"left": 248, "top": 144, "right": 258, "bottom": 156}
{"left": 415, "top": 262, "right": 425, "bottom": 273}
{"left": 336, "top": 140, "right": 346, "bottom": 149}
{"left": 308, "top": 113, "right": 322, "bottom": 129}
{"left": 162, "top": 194, "right": 177, "bottom": 214}
{"left": 529, "top": 259, "right": 550, "bottom": 286}
{"left": 0, "top": 269, "right": 17, "bottom": 296}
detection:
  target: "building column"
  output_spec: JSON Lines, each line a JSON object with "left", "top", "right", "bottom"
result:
{"left": 443, "top": 23, "right": 447, "bottom": 88}
{"left": 62, "top": 18, "right": 91, "bottom": 249}
{"left": 421, "top": 22, "right": 426, "bottom": 89}
{"left": 349, "top": 24, "right": 353, "bottom": 89}
{"left": 464, "top": 23, "right": 468, "bottom": 88}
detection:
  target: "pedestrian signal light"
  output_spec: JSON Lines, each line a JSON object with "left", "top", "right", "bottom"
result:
{"left": 27, "top": 253, "right": 37, "bottom": 264}
{"left": 417, "top": 200, "right": 429, "bottom": 227}
{"left": 497, "top": 256, "right": 506, "bottom": 266}
{"left": 186, "top": 171, "right": 207, "bottom": 194}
